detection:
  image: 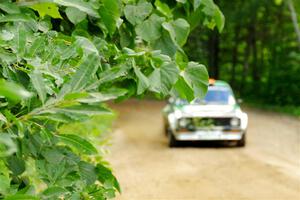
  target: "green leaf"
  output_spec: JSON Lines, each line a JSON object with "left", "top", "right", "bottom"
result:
{"left": 135, "top": 14, "right": 165, "bottom": 42}
{"left": 58, "top": 53, "right": 99, "bottom": 98}
{"left": 7, "top": 155, "right": 26, "bottom": 176}
{"left": 16, "top": 24, "right": 26, "bottom": 57}
{"left": 133, "top": 62, "right": 150, "bottom": 95}
{"left": 124, "top": 1, "right": 153, "bottom": 25}
{"left": 29, "top": 70, "right": 47, "bottom": 104}
{"left": 214, "top": 6, "right": 225, "bottom": 32}
{"left": 0, "top": 79, "right": 32, "bottom": 102}
{"left": 27, "top": 37, "right": 45, "bottom": 58}
{"left": 148, "top": 62, "right": 179, "bottom": 96}
{"left": 193, "top": 0, "right": 201, "bottom": 11}
{"left": 78, "top": 161, "right": 97, "bottom": 185}
{"left": 65, "top": 7, "right": 86, "bottom": 24}
{"left": 0, "top": 134, "right": 17, "bottom": 157}
{"left": 99, "top": 0, "right": 120, "bottom": 36}
{"left": 53, "top": 104, "right": 111, "bottom": 116}
{"left": 86, "top": 65, "right": 130, "bottom": 90}
{"left": 0, "top": 113, "right": 7, "bottom": 123}
{"left": 0, "top": 14, "right": 34, "bottom": 23}
{"left": 201, "top": 0, "right": 225, "bottom": 32}
{"left": 57, "top": 134, "right": 98, "bottom": 155}
{"left": 155, "top": 0, "right": 173, "bottom": 18}
{"left": 53, "top": 0, "right": 99, "bottom": 18}
{"left": 0, "top": 2, "right": 20, "bottom": 14}
{"left": 0, "top": 160, "right": 10, "bottom": 195}
{"left": 75, "top": 36, "right": 99, "bottom": 56}
{"left": 174, "top": 76, "right": 194, "bottom": 102}
{"left": 162, "top": 18, "right": 190, "bottom": 47}
{"left": 78, "top": 89, "right": 128, "bottom": 103}
{"left": 29, "top": 3, "right": 62, "bottom": 19}
{"left": 96, "top": 164, "right": 121, "bottom": 193}
{"left": 152, "top": 31, "right": 177, "bottom": 57}
{"left": 183, "top": 62, "right": 209, "bottom": 99}
{"left": 42, "top": 187, "right": 68, "bottom": 198}
{"left": 4, "top": 194, "right": 39, "bottom": 200}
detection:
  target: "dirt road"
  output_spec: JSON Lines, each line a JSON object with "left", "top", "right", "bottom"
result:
{"left": 107, "top": 100, "right": 300, "bottom": 200}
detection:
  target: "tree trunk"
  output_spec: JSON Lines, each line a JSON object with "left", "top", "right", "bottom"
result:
{"left": 287, "top": 0, "right": 300, "bottom": 50}
{"left": 208, "top": 29, "right": 220, "bottom": 79}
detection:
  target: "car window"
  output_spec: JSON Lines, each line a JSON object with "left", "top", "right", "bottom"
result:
{"left": 173, "top": 85, "right": 236, "bottom": 105}
{"left": 203, "top": 86, "right": 234, "bottom": 105}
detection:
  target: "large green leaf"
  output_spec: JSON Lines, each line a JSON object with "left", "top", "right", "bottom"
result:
{"left": 135, "top": 14, "right": 165, "bottom": 42}
{"left": 29, "top": 2, "right": 62, "bottom": 19}
{"left": 201, "top": 0, "right": 225, "bottom": 32}
{"left": 162, "top": 18, "right": 190, "bottom": 47}
{"left": 174, "top": 76, "right": 194, "bottom": 101}
{"left": 0, "top": 79, "right": 32, "bottom": 102}
{"left": 152, "top": 31, "right": 177, "bottom": 57}
{"left": 155, "top": 0, "right": 173, "bottom": 18}
{"left": 148, "top": 62, "right": 179, "bottom": 96}
{"left": 65, "top": 7, "right": 86, "bottom": 24}
{"left": 124, "top": 1, "right": 153, "bottom": 25}
{"left": 182, "top": 62, "right": 209, "bottom": 99}
{"left": 29, "top": 70, "right": 47, "bottom": 104}
{"left": 57, "top": 134, "right": 98, "bottom": 155}
{"left": 54, "top": 0, "right": 99, "bottom": 17}
{"left": 99, "top": 0, "right": 120, "bottom": 36}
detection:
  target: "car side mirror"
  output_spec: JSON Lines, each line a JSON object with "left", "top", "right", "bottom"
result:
{"left": 237, "top": 98, "right": 243, "bottom": 104}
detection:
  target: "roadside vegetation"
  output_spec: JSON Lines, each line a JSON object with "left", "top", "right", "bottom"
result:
{"left": 185, "top": 0, "right": 300, "bottom": 114}
{"left": 0, "top": 0, "right": 224, "bottom": 199}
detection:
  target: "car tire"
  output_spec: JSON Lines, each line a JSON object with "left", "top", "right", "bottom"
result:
{"left": 164, "top": 121, "right": 169, "bottom": 136}
{"left": 168, "top": 131, "right": 178, "bottom": 147}
{"left": 237, "top": 133, "right": 246, "bottom": 147}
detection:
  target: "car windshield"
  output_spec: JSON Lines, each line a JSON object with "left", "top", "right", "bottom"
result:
{"left": 203, "top": 86, "right": 233, "bottom": 104}
{"left": 175, "top": 86, "right": 235, "bottom": 105}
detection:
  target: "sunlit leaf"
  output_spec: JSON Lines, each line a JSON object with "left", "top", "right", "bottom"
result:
{"left": 0, "top": 79, "right": 32, "bottom": 102}
{"left": 57, "top": 134, "right": 98, "bottom": 155}
{"left": 29, "top": 3, "right": 62, "bottom": 19}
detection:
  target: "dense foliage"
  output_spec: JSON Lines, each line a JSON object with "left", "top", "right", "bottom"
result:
{"left": 186, "top": 0, "right": 300, "bottom": 106}
{"left": 0, "top": 0, "right": 224, "bottom": 199}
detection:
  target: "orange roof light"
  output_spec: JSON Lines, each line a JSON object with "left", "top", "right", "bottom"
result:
{"left": 209, "top": 79, "right": 216, "bottom": 85}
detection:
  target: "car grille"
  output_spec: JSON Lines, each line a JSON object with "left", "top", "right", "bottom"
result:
{"left": 178, "top": 117, "right": 236, "bottom": 130}
{"left": 193, "top": 117, "right": 232, "bottom": 127}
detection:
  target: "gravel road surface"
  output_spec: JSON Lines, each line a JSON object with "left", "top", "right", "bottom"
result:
{"left": 108, "top": 100, "right": 300, "bottom": 200}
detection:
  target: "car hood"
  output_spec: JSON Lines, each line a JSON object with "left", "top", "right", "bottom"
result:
{"left": 178, "top": 104, "right": 240, "bottom": 117}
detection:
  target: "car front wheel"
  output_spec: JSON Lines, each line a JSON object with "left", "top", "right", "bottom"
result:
{"left": 168, "top": 131, "right": 178, "bottom": 147}
{"left": 237, "top": 133, "right": 246, "bottom": 147}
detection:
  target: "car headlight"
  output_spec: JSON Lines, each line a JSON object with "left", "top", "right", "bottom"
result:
{"left": 178, "top": 118, "right": 191, "bottom": 127}
{"left": 230, "top": 118, "right": 240, "bottom": 127}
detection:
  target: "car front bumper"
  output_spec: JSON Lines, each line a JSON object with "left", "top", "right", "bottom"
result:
{"left": 174, "top": 130, "right": 244, "bottom": 141}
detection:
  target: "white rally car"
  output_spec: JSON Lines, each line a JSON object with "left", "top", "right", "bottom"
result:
{"left": 163, "top": 79, "right": 248, "bottom": 147}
